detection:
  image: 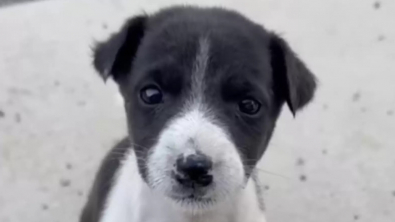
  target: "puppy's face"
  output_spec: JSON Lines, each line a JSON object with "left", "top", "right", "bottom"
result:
{"left": 93, "top": 7, "right": 316, "bottom": 211}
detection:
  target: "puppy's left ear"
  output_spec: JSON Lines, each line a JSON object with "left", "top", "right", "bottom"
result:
{"left": 269, "top": 33, "right": 317, "bottom": 115}
{"left": 93, "top": 15, "right": 147, "bottom": 82}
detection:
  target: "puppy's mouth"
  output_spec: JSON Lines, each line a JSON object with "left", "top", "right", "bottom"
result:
{"left": 169, "top": 192, "right": 216, "bottom": 206}
{"left": 168, "top": 182, "right": 212, "bottom": 200}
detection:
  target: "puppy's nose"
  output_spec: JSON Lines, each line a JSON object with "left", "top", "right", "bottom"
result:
{"left": 175, "top": 154, "right": 213, "bottom": 187}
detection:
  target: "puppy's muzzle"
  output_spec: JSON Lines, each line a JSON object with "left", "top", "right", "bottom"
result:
{"left": 173, "top": 154, "right": 213, "bottom": 188}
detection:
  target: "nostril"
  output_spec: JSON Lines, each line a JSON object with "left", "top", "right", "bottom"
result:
{"left": 196, "top": 174, "right": 213, "bottom": 187}
{"left": 175, "top": 154, "right": 213, "bottom": 187}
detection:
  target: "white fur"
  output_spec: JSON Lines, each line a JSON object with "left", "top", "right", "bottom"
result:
{"left": 147, "top": 107, "right": 245, "bottom": 209}
{"left": 100, "top": 150, "right": 266, "bottom": 222}
{"left": 190, "top": 37, "right": 210, "bottom": 103}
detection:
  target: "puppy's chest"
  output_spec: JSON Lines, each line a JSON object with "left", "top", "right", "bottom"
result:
{"left": 128, "top": 200, "right": 242, "bottom": 222}
{"left": 133, "top": 200, "right": 264, "bottom": 222}
{"left": 134, "top": 206, "right": 232, "bottom": 222}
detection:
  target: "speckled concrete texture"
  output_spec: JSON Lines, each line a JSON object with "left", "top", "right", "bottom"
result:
{"left": 0, "top": 0, "right": 394, "bottom": 222}
{"left": 0, "top": 0, "right": 43, "bottom": 8}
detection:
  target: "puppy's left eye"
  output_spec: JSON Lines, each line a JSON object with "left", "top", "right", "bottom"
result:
{"left": 140, "top": 86, "right": 163, "bottom": 105}
{"left": 238, "top": 98, "right": 261, "bottom": 115}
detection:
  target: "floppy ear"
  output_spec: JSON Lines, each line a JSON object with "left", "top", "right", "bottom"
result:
{"left": 269, "top": 34, "right": 317, "bottom": 115}
{"left": 93, "top": 15, "right": 147, "bottom": 82}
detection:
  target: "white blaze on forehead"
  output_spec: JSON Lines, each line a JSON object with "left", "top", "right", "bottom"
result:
{"left": 190, "top": 37, "right": 210, "bottom": 105}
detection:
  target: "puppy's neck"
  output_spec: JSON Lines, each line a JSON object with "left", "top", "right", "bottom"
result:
{"left": 99, "top": 150, "right": 266, "bottom": 222}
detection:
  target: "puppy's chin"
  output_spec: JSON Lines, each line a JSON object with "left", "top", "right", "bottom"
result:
{"left": 146, "top": 172, "right": 245, "bottom": 213}
{"left": 163, "top": 189, "right": 230, "bottom": 214}
{"left": 167, "top": 194, "right": 218, "bottom": 213}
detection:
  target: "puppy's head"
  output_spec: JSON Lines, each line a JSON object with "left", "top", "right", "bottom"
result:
{"left": 93, "top": 7, "right": 316, "bottom": 211}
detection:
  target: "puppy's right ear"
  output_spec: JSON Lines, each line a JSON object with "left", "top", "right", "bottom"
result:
{"left": 93, "top": 15, "right": 147, "bottom": 82}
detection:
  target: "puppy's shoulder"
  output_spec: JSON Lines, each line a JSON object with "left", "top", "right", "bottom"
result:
{"left": 80, "top": 137, "right": 131, "bottom": 222}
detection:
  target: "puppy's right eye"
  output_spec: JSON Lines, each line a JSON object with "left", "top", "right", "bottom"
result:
{"left": 140, "top": 86, "right": 163, "bottom": 105}
{"left": 238, "top": 98, "right": 261, "bottom": 115}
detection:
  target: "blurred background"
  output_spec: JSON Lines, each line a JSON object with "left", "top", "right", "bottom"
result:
{"left": 0, "top": 0, "right": 394, "bottom": 222}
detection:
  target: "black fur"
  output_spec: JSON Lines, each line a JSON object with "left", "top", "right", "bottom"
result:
{"left": 270, "top": 34, "right": 317, "bottom": 115}
{"left": 93, "top": 16, "right": 147, "bottom": 81}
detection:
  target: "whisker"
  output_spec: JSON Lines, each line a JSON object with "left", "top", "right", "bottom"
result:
{"left": 219, "top": 164, "right": 289, "bottom": 180}
{"left": 253, "top": 167, "right": 290, "bottom": 180}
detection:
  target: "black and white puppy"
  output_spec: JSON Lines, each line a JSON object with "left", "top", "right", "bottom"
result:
{"left": 80, "top": 6, "right": 316, "bottom": 222}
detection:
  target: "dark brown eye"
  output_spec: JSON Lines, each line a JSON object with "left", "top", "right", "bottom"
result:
{"left": 140, "top": 86, "right": 163, "bottom": 105}
{"left": 238, "top": 98, "right": 261, "bottom": 115}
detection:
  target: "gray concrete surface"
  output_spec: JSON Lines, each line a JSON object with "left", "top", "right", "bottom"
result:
{"left": 0, "top": 0, "right": 394, "bottom": 222}
{"left": 0, "top": 0, "right": 44, "bottom": 8}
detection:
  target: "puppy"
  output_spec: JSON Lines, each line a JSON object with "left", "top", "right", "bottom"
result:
{"left": 80, "top": 6, "right": 316, "bottom": 222}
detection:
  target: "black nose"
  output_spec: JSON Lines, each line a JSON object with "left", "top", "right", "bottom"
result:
{"left": 174, "top": 154, "right": 213, "bottom": 187}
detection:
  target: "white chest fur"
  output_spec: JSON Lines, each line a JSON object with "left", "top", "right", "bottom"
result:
{"left": 99, "top": 150, "right": 267, "bottom": 222}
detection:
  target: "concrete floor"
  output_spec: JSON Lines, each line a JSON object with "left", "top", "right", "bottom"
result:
{"left": 0, "top": 0, "right": 43, "bottom": 7}
{"left": 0, "top": 0, "right": 394, "bottom": 222}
